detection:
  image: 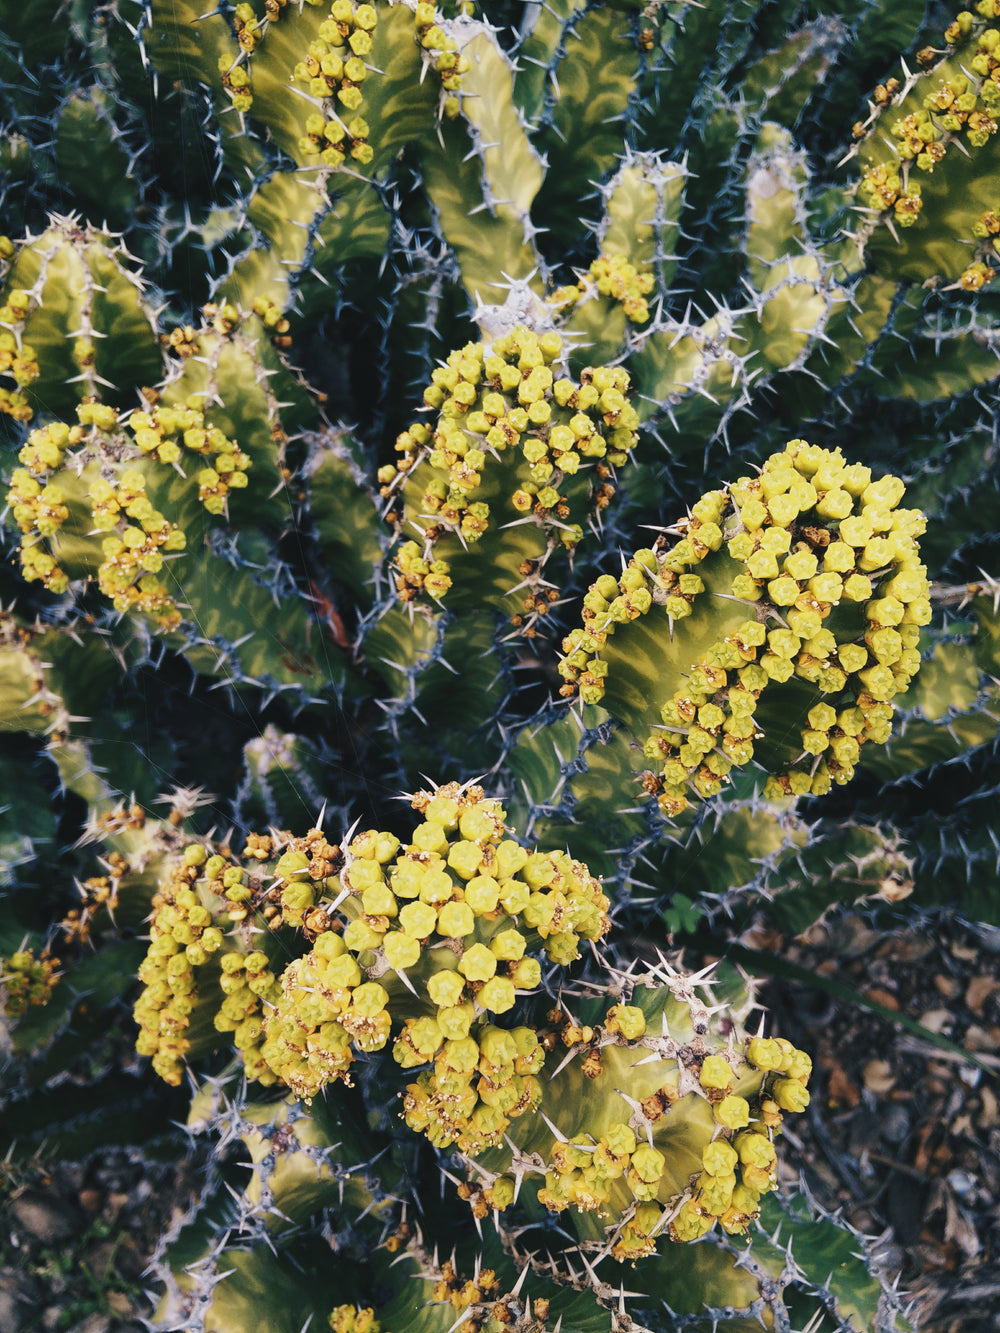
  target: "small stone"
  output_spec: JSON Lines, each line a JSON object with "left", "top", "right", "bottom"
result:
{"left": 862, "top": 1058, "right": 896, "bottom": 1094}
{"left": 67, "top": 1314, "right": 111, "bottom": 1333}
{"left": 0, "top": 1266, "right": 42, "bottom": 1333}
{"left": 0, "top": 1293, "right": 21, "bottom": 1333}
{"left": 10, "top": 1194, "right": 80, "bottom": 1243}
{"left": 917, "top": 1008, "right": 952, "bottom": 1035}
{"left": 965, "top": 975, "right": 1000, "bottom": 1014}
{"left": 879, "top": 1103, "right": 911, "bottom": 1144}
{"left": 965, "top": 1023, "right": 1000, "bottom": 1052}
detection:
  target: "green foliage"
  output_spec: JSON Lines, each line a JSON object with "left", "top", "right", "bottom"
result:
{"left": 3, "top": 0, "right": 1000, "bottom": 1330}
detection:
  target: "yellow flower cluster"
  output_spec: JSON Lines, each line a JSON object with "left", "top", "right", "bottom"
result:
{"left": 329, "top": 1306, "right": 382, "bottom": 1333}
{"left": 1, "top": 948, "right": 60, "bottom": 1019}
{"left": 857, "top": 7, "right": 1000, "bottom": 270}
{"left": 472, "top": 1001, "right": 812, "bottom": 1255}
{"left": 134, "top": 844, "right": 228, "bottom": 1085}
{"left": 295, "top": 0, "right": 379, "bottom": 168}
{"left": 93, "top": 471, "right": 187, "bottom": 629}
{"left": 668, "top": 1037, "right": 812, "bottom": 1243}
{"left": 135, "top": 829, "right": 343, "bottom": 1087}
{"left": 217, "top": 2, "right": 290, "bottom": 112}
{"left": 126, "top": 399, "right": 251, "bottom": 515}
{"left": 384, "top": 328, "right": 638, "bottom": 624}
{"left": 857, "top": 163, "right": 922, "bottom": 228}
{"left": 260, "top": 785, "right": 608, "bottom": 1149}
{"left": 413, "top": 2, "right": 472, "bottom": 121}
{"left": 559, "top": 441, "right": 929, "bottom": 815}
{"left": 551, "top": 253, "right": 655, "bottom": 324}
{"left": 423, "top": 1260, "right": 514, "bottom": 1332}
{"left": 8, "top": 418, "right": 91, "bottom": 596}
{"left": 251, "top": 294, "right": 292, "bottom": 348}
{"left": 5, "top": 406, "right": 191, "bottom": 623}
{"left": 0, "top": 283, "right": 38, "bottom": 422}
{"left": 136, "top": 786, "right": 610, "bottom": 1159}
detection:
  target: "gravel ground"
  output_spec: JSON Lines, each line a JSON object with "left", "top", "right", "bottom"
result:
{"left": 759, "top": 914, "right": 1000, "bottom": 1333}
{"left": 0, "top": 1151, "right": 201, "bottom": 1333}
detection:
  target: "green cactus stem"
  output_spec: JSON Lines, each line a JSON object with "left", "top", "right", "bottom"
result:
{"left": 465, "top": 967, "right": 812, "bottom": 1253}
{"left": 558, "top": 440, "right": 930, "bottom": 815}
{"left": 381, "top": 324, "right": 639, "bottom": 634}
{"left": 848, "top": 1, "right": 1000, "bottom": 287}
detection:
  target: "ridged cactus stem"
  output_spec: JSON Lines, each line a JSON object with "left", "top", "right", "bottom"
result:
{"left": 464, "top": 966, "right": 812, "bottom": 1255}
{"left": 558, "top": 440, "right": 930, "bottom": 814}
{"left": 380, "top": 323, "right": 639, "bottom": 635}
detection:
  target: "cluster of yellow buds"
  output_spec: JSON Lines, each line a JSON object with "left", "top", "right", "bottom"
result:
{"left": 6, "top": 401, "right": 190, "bottom": 623}
{"left": 163, "top": 326, "right": 200, "bottom": 360}
{"left": 218, "top": 54, "right": 254, "bottom": 114}
{"left": 252, "top": 294, "right": 292, "bottom": 348}
{"left": 217, "top": 2, "right": 289, "bottom": 113}
{"left": 0, "top": 295, "right": 38, "bottom": 379}
{"left": 0, "top": 286, "right": 33, "bottom": 333}
{"left": 0, "top": 385, "right": 32, "bottom": 422}
{"left": 133, "top": 835, "right": 329, "bottom": 1087}
{"left": 126, "top": 399, "right": 251, "bottom": 514}
{"left": 961, "top": 199, "right": 1000, "bottom": 287}
{"left": 294, "top": 1, "right": 379, "bottom": 168}
{"left": 550, "top": 254, "right": 655, "bottom": 324}
{"left": 95, "top": 471, "right": 186, "bottom": 628}
{"left": 856, "top": 7, "right": 1000, "bottom": 269}
{"left": 857, "top": 164, "right": 922, "bottom": 227}
{"left": 0, "top": 282, "right": 38, "bottom": 421}
{"left": 61, "top": 847, "right": 129, "bottom": 947}
{"left": 7, "top": 419, "right": 83, "bottom": 595}
{"left": 384, "top": 328, "right": 638, "bottom": 627}
{"left": 216, "top": 948, "right": 282, "bottom": 1085}
{"left": 669, "top": 1037, "right": 811, "bottom": 1242}
{"left": 134, "top": 844, "right": 229, "bottom": 1085}
{"left": 392, "top": 538, "right": 453, "bottom": 601}
{"left": 136, "top": 788, "right": 610, "bottom": 1156}
{"left": 329, "top": 1306, "right": 383, "bottom": 1333}
{"left": 16, "top": 418, "right": 83, "bottom": 475}
{"left": 259, "top": 785, "right": 608, "bottom": 1147}
{"left": 132, "top": 827, "right": 340, "bottom": 1090}
{"left": 413, "top": 3, "right": 471, "bottom": 120}
{"left": 960, "top": 258, "right": 997, "bottom": 289}
{"left": 470, "top": 996, "right": 812, "bottom": 1256}
{"left": 559, "top": 441, "right": 929, "bottom": 815}
{"left": 202, "top": 301, "right": 241, "bottom": 336}
{"left": 261, "top": 933, "right": 377, "bottom": 1099}
{"left": 1, "top": 948, "right": 60, "bottom": 1019}
{"left": 424, "top": 1260, "right": 511, "bottom": 1330}
{"left": 9, "top": 473, "right": 70, "bottom": 542}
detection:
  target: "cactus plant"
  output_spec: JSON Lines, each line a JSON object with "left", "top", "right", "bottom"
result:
{"left": 3, "top": 0, "right": 1000, "bottom": 1329}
